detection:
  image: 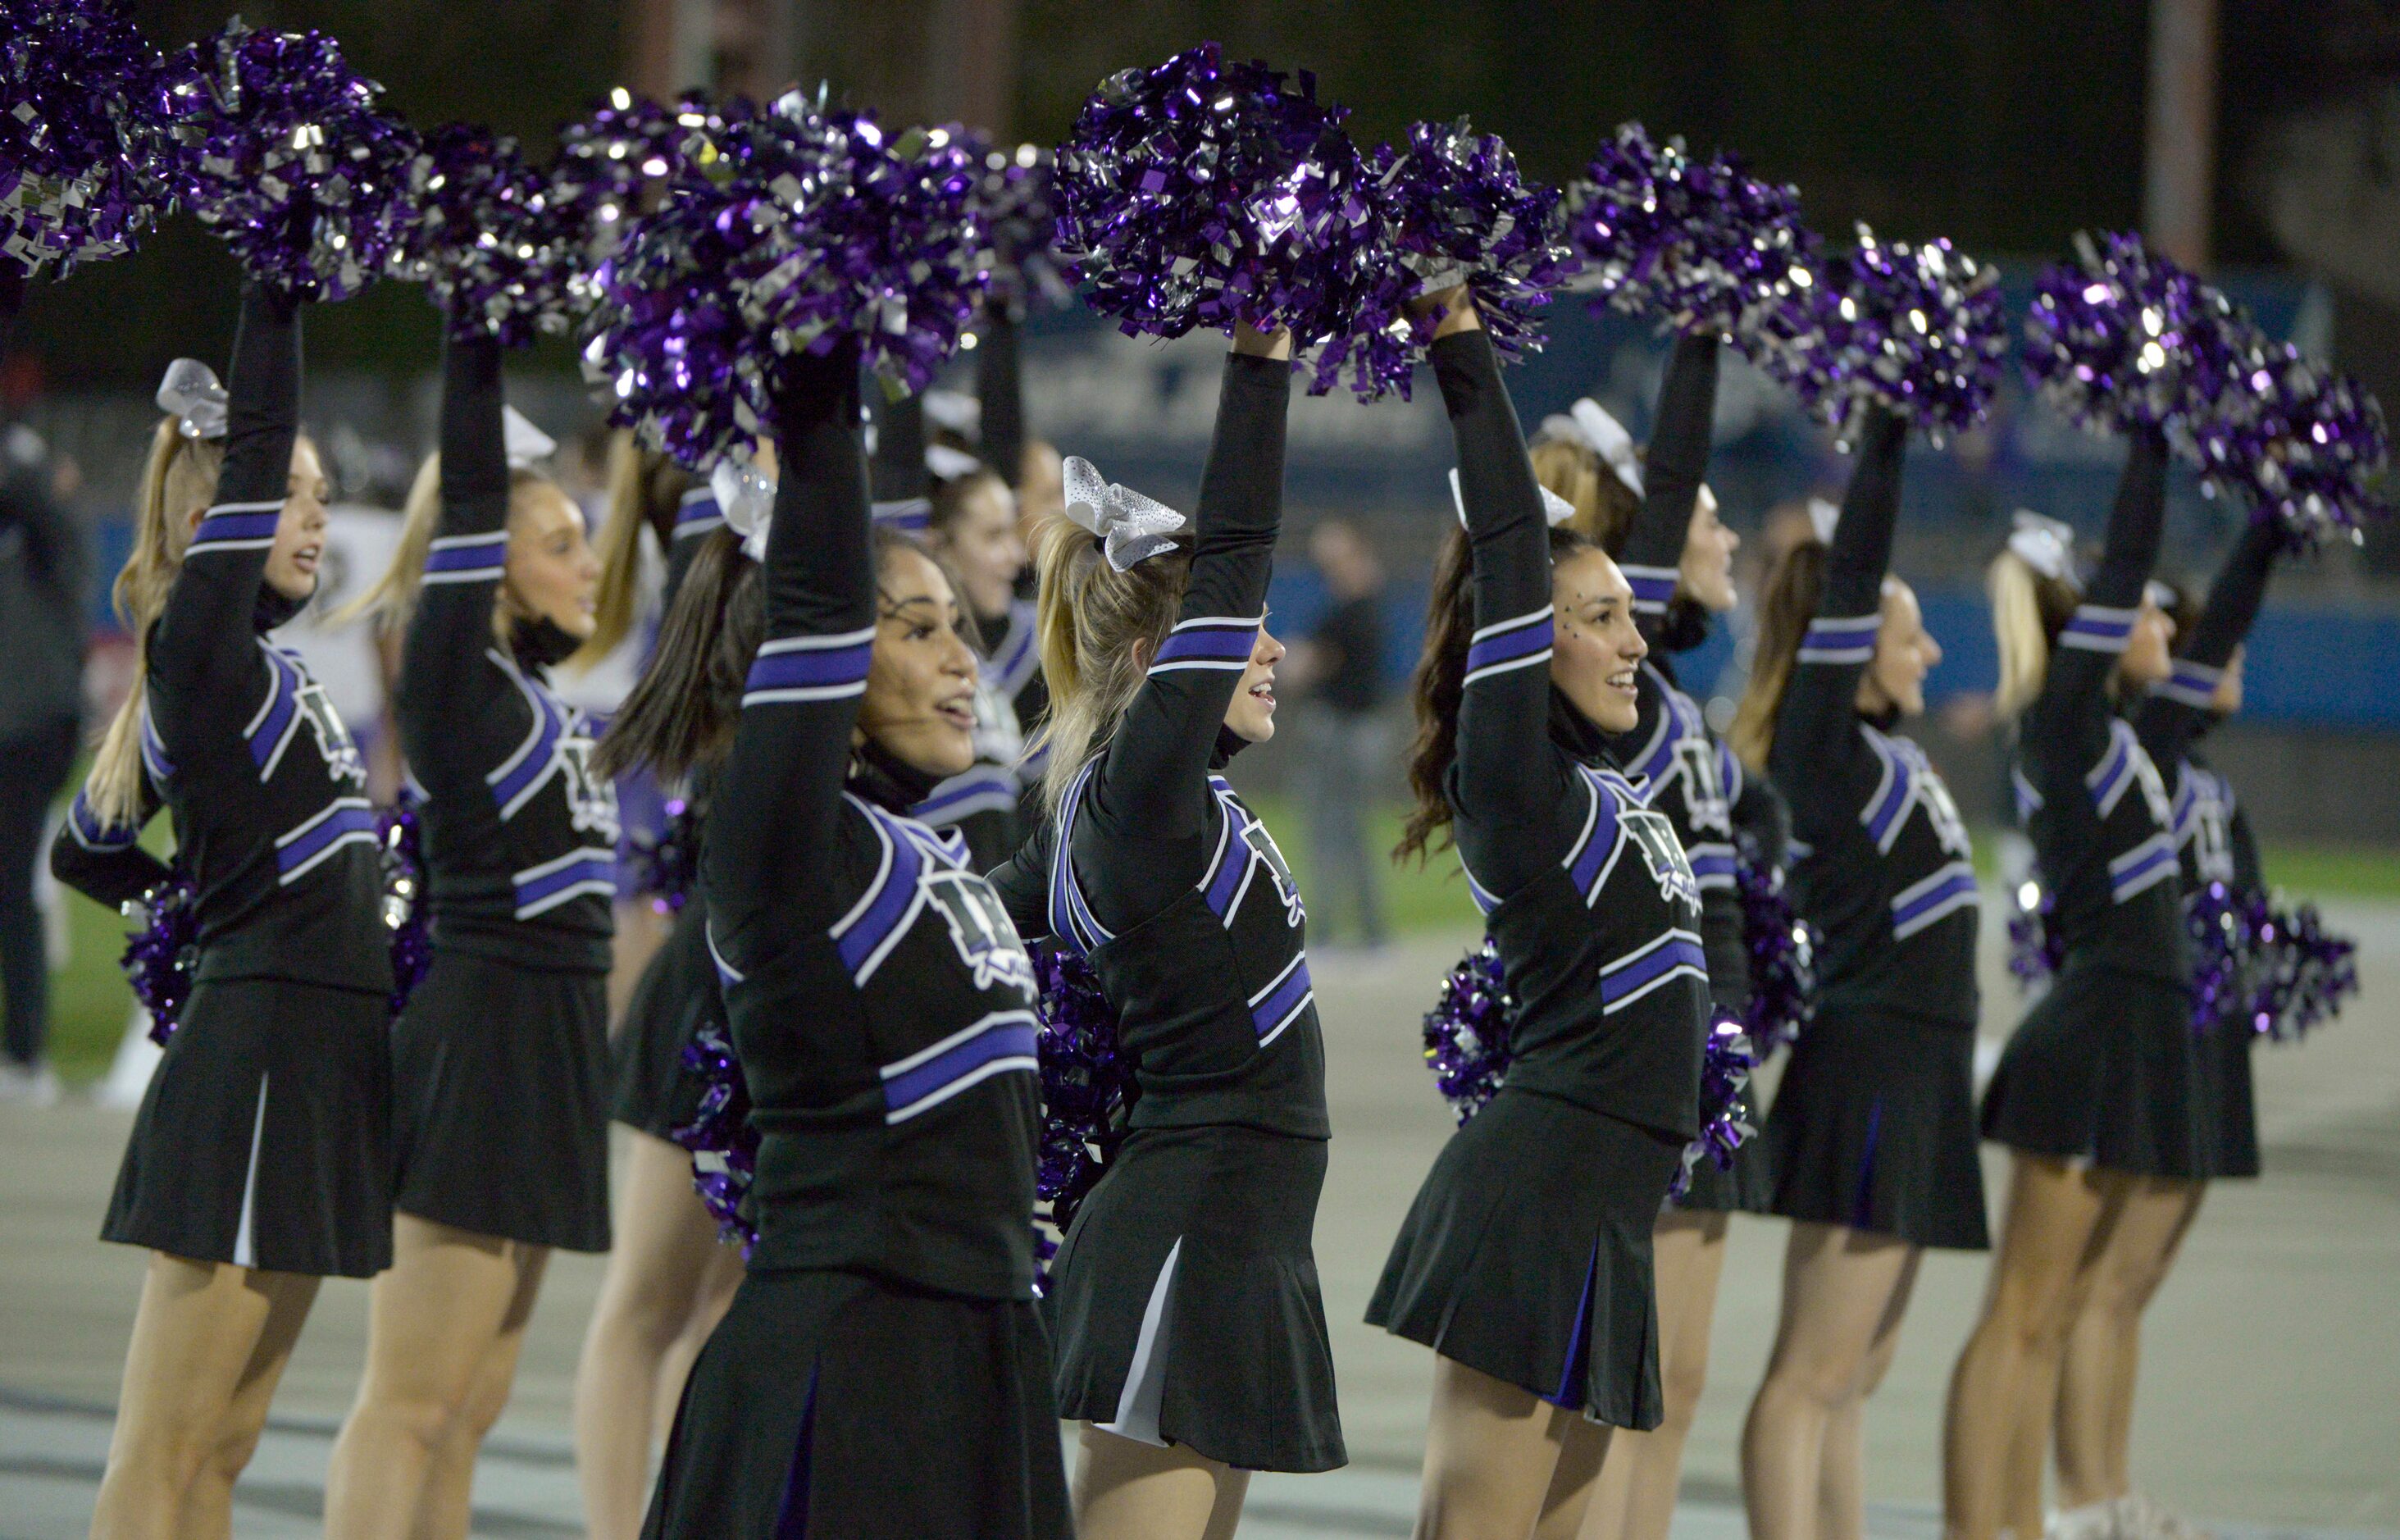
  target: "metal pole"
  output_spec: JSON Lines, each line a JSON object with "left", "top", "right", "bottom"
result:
{"left": 2142, "top": 0, "right": 2220, "bottom": 270}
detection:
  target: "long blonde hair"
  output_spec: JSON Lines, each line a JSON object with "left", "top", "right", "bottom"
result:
{"left": 576, "top": 431, "right": 691, "bottom": 666}
{"left": 1988, "top": 551, "right": 2079, "bottom": 720}
{"left": 335, "top": 453, "right": 553, "bottom": 641}
{"left": 1028, "top": 512, "right": 1195, "bottom": 815}
{"left": 81, "top": 419, "right": 226, "bottom": 827}
{"left": 1728, "top": 538, "right": 1832, "bottom": 772}
{"left": 1529, "top": 435, "right": 1642, "bottom": 554}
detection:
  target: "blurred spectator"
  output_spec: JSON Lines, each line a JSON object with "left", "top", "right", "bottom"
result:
{"left": 1289, "top": 517, "right": 1389, "bottom": 950}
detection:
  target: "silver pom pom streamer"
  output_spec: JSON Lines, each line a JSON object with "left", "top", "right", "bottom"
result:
{"left": 391, "top": 124, "right": 580, "bottom": 344}
{"left": 549, "top": 88, "right": 742, "bottom": 316}
{"left": 961, "top": 132, "right": 1072, "bottom": 316}
{"left": 0, "top": 0, "right": 166, "bottom": 278}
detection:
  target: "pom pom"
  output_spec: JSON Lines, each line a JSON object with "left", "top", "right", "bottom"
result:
{"left": 670, "top": 1019, "right": 758, "bottom": 1253}
{"left": 1562, "top": 122, "right": 1813, "bottom": 339}
{"left": 2244, "top": 898, "right": 2358, "bottom": 1042}
{"left": 582, "top": 94, "right": 991, "bottom": 468}
{"left": 2191, "top": 334, "right": 2390, "bottom": 548}
{"left": 120, "top": 862, "right": 197, "bottom": 1046}
{"left": 1736, "top": 836, "right": 1816, "bottom": 1055}
{"left": 1312, "top": 119, "right": 1578, "bottom": 402}
{"left": 1751, "top": 223, "right": 2008, "bottom": 447}
{"left": 389, "top": 124, "right": 582, "bottom": 344}
{"left": 2022, "top": 230, "right": 2232, "bottom": 439}
{"left": 148, "top": 21, "right": 417, "bottom": 302}
{"left": 1052, "top": 42, "right": 1373, "bottom": 345}
{"left": 0, "top": 0, "right": 164, "bottom": 278}
{"left": 1034, "top": 945, "right": 1131, "bottom": 1238}
{"left": 624, "top": 795, "right": 699, "bottom": 916}
{"left": 961, "top": 133, "right": 1073, "bottom": 316}
{"left": 377, "top": 792, "right": 431, "bottom": 1015}
{"left": 2006, "top": 871, "right": 2066, "bottom": 992}
{"left": 1421, "top": 936, "right": 1514, "bottom": 1123}
{"left": 1672, "top": 1012, "right": 1759, "bottom": 1201}
{"left": 548, "top": 89, "right": 742, "bottom": 315}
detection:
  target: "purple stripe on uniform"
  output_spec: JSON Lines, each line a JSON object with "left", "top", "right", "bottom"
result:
{"left": 2111, "top": 840, "right": 2178, "bottom": 895}
{"left": 1864, "top": 761, "right": 1913, "bottom": 847}
{"left": 746, "top": 642, "right": 873, "bottom": 695}
{"left": 248, "top": 654, "right": 298, "bottom": 770}
{"left": 1893, "top": 870, "right": 1979, "bottom": 931}
{"left": 2088, "top": 737, "right": 2132, "bottom": 812}
{"left": 995, "top": 625, "right": 1037, "bottom": 687}
{"left": 490, "top": 710, "right": 562, "bottom": 812}
{"left": 516, "top": 855, "right": 616, "bottom": 909}
{"left": 70, "top": 793, "right": 135, "bottom": 850}
{"left": 1688, "top": 850, "right": 1738, "bottom": 882}
{"left": 423, "top": 540, "right": 507, "bottom": 575}
{"left": 1250, "top": 959, "right": 1314, "bottom": 1039}
{"left": 276, "top": 804, "right": 377, "bottom": 873}
{"left": 676, "top": 494, "right": 723, "bottom": 532}
{"left": 1568, "top": 783, "right": 1624, "bottom": 897}
{"left": 881, "top": 1020, "right": 1039, "bottom": 1117}
{"left": 188, "top": 512, "right": 280, "bottom": 548}
{"left": 1601, "top": 934, "right": 1708, "bottom": 1008}
{"left": 835, "top": 832, "right": 924, "bottom": 975}
{"left": 140, "top": 714, "right": 175, "bottom": 780}
{"left": 1153, "top": 627, "right": 1255, "bottom": 667}
{"left": 1203, "top": 813, "right": 1249, "bottom": 918}
{"left": 2062, "top": 609, "right": 2134, "bottom": 648}
{"left": 1622, "top": 565, "right": 1678, "bottom": 612}
{"left": 1799, "top": 615, "right": 1879, "bottom": 662}
{"left": 1464, "top": 616, "right": 1554, "bottom": 677}
{"left": 913, "top": 768, "right": 1018, "bottom": 818}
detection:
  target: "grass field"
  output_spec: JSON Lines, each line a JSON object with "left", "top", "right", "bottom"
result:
{"left": 20, "top": 793, "right": 2399, "bottom": 1085}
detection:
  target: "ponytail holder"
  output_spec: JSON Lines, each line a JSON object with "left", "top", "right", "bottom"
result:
{"left": 1450, "top": 467, "right": 1578, "bottom": 531}
{"left": 1537, "top": 397, "right": 1644, "bottom": 499}
{"left": 711, "top": 458, "right": 778, "bottom": 563}
{"left": 1807, "top": 497, "right": 1840, "bottom": 544}
{"left": 2006, "top": 509, "right": 2080, "bottom": 586}
{"left": 503, "top": 407, "right": 556, "bottom": 469}
{"left": 1061, "top": 455, "right": 1186, "bottom": 572}
{"left": 155, "top": 358, "right": 228, "bottom": 441}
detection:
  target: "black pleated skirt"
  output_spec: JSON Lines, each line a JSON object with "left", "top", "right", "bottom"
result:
{"left": 644, "top": 1268, "right": 1072, "bottom": 1540}
{"left": 1763, "top": 1009, "right": 1989, "bottom": 1249}
{"left": 610, "top": 912, "right": 717, "bottom": 1140}
{"left": 392, "top": 949, "right": 613, "bottom": 1251}
{"left": 1368, "top": 1088, "right": 1686, "bottom": 1429}
{"left": 2194, "top": 1013, "right": 2261, "bottom": 1180}
{"left": 1981, "top": 961, "right": 2204, "bottom": 1181}
{"left": 1046, "top": 1123, "right": 1344, "bottom": 1472}
{"left": 102, "top": 975, "right": 394, "bottom": 1278}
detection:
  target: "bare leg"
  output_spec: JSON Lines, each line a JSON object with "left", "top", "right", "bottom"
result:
{"left": 409, "top": 1244, "right": 549, "bottom": 1540}
{"left": 652, "top": 1246, "right": 742, "bottom": 1448}
{"left": 1576, "top": 1210, "right": 1728, "bottom": 1540}
{"left": 1741, "top": 1224, "right": 1922, "bottom": 1540}
{"left": 1942, "top": 1157, "right": 2120, "bottom": 1540}
{"left": 89, "top": 1255, "right": 318, "bottom": 1540}
{"left": 573, "top": 1132, "right": 744, "bottom": 1540}
{"left": 1072, "top": 1425, "right": 1252, "bottom": 1540}
{"left": 1414, "top": 1355, "right": 1598, "bottom": 1540}
{"left": 1816, "top": 1242, "right": 1920, "bottom": 1540}
{"left": 2054, "top": 1180, "right": 2205, "bottom": 1509}
{"left": 323, "top": 1215, "right": 551, "bottom": 1540}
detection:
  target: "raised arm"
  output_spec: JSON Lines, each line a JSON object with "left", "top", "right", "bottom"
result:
{"left": 870, "top": 389, "right": 927, "bottom": 516}
{"left": 1083, "top": 330, "right": 1291, "bottom": 841}
{"left": 977, "top": 306, "right": 1027, "bottom": 490}
{"left": 396, "top": 333, "right": 512, "bottom": 790}
{"left": 1619, "top": 333, "right": 1719, "bottom": 629}
{"left": 2134, "top": 517, "right": 2278, "bottom": 769}
{"left": 2033, "top": 427, "right": 2167, "bottom": 759}
{"left": 1770, "top": 408, "right": 1906, "bottom": 832}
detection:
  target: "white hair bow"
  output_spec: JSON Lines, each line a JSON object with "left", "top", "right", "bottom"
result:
{"left": 925, "top": 443, "right": 983, "bottom": 482}
{"left": 1450, "top": 467, "right": 1578, "bottom": 531}
{"left": 156, "top": 358, "right": 228, "bottom": 441}
{"left": 1807, "top": 497, "right": 1840, "bottom": 544}
{"left": 922, "top": 388, "right": 981, "bottom": 440}
{"left": 2007, "top": 510, "right": 2080, "bottom": 585}
{"left": 1061, "top": 455, "right": 1186, "bottom": 572}
{"left": 503, "top": 407, "right": 555, "bottom": 470}
{"left": 712, "top": 458, "right": 778, "bottom": 563}
{"left": 1537, "top": 397, "right": 1644, "bottom": 499}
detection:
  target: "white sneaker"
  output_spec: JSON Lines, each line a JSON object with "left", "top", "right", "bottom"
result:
{"left": 2115, "top": 1492, "right": 2213, "bottom": 1540}
{"left": 2047, "top": 1503, "right": 2121, "bottom": 1540}
{"left": 0, "top": 1060, "right": 63, "bottom": 1107}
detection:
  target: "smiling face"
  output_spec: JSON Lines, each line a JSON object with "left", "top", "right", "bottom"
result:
{"left": 259, "top": 437, "right": 330, "bottom": 601}
{"left": 1223, "top": 624, "right": 1287, "bottom": 743}
{"left": 856, "top": 543, "right": 981, "bottom": 778}
{"left": 1678, "top": 484, "right": 1740, "bottom": 613}
{"left": 2118, "top": 595, "right": 2177, "bottom": 689}
{"left": 503, "top": 479, "right": 602, "bottom": 640}
{"left": 1549, "top": 546, "right": 1648, "bottom": 733}
{"left": 1856, "top": 576, "right": 1942, "bottom": 719}
{"left": 937, "top": 478, "right": 1027, "bottom": 620}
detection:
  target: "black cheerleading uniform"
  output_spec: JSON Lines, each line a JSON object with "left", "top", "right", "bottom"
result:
{"left": 1616, "top": 332, "right": 1786, "bottom": 1213}
{"left": 1758, "top": 409, "right": 1989, "bottom": 1248}
{"left": 1982, "top": 430, "right": 2200, "bottom": 1178}
{"left": 2135, "top": 518, "right": 2280, "bottom": 1181}
{"left": 985, "top": 349, "right": 1344, "bottom": 1474}
{"left": 51, "top": 289, "right": 394, "bottom": 1277}
{"left": 1367, "top": 330, "right": 1710, "bottom": 1430}
{"left": 643, "top": 340, "right": 1067, "bottom": 1540}
{"left": 387, "top": 335, "right": 619, "bottom": 1252}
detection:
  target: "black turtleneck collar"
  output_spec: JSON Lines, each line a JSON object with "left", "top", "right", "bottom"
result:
{"left": 1547, "top": 686, "right": 1617, "bottom": 768}
{"left": 1209, "top": 724, "right": 1252, "bottom": 771}
{"left": 511, "top": 615, "right": 585, "bottom": 671}
{"left": 253, "top": 585, "right": 306, "bottom": 635}
{"left": 849, "top": 735, "right": 944, "bottom": 813}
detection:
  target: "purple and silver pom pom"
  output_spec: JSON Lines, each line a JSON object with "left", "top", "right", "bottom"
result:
{"left": 1052, "top": 41, "right": 1373, "bottom": 346}
{"left": 148, "top": 21, "right": 417, "bottom": 302}
{"left": 1035, "top": 945, "right": 1129, "bottom": 1237}
{"left": 549, "top": 89, "right": 743, "bottom": 314}
{"left": 1422, "top": 936, "right": 1514, "bottom": 1123}
{"left": 582, "top": 94, "right": 990, "bottom": 468}
{"left": 0, "top": 0, "right": 164, "bottom": 279}
{"left": 1672, "top": 1012, "right": 1758, "bottom": 1201}
{"left": 121, "top": 862, "right": 198, "bottom": 1046}
{"left": 2244, "top": 899, "right": 2358, "bottom": 1043}
{"left": 1737, "top": 839, "right": 1816, "bottom": 1054}
{"left": 377, "top": 792, "right": 431, "bottom": 1015}
{"left": 2022, "top": 231, "right": 2233, "bottom": 440}
{"left": 2190, "top": 334, "right": 2390, "bottom": 547}
{"left": 961, "top": 133, "right": 1072, "bottom": 316}
{"left": 2007, "top": 871, "right": 2066, "bottom": 991}
{"left": 1751, "top": 223, "right": 2007, "bottom": 447}
{"left": 625, "top": 796, "right": 699, "bottom": 916}
{"left": 1563, "top": 122, "right": 1812, "bottom": 340}
{"left": 671, "top": 1020, "right": 758, "bottom": 1253}
{"left": 391, "top": 124, "right": 579, "bottom": 344}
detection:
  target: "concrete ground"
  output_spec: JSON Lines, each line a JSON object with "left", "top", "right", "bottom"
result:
{"left": 3, "top": 891, "right": 2396, "bottom": 1538}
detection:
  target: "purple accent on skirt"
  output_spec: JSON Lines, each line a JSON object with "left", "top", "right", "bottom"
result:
{"left": 1548, "top": 1240, "right": 1600, "bottom": 1407}
{"left": 1850, "top": 1098, "right": 1884, "bottom": 1231}
{"left": 772, "top": 1360, "right": 821, "bottom": 1538}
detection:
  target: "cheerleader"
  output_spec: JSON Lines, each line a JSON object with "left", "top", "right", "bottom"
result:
{"left": 2046, "top": 518, "right": 2282, "bottom": 1540}
{"left": 1724, "top": 408, "right": 1986, "bottom": 1540}
{"left": 572, "top": 445, "right": 745, "bottom": 1540}
{"left": 50, "top": 287, "right": 394, "bottom": 1535}
{"left": 1531, "top": 334, "right": 1783, "bottom": 1540}
{"left": 985, "top": 319, "right": 1343, "bottom": 1540}
{"left": 1945, "top": 428, "right": 2189, "bottom": 1540}
{"left": 1370, "top": 291, "right": 1710, "bottom": 1540}
{"left": 613, "top": 334, "right": 1067, "bottom": 1537}
{"left": 323, "top": 332, "right": 616, "bottom": 1539}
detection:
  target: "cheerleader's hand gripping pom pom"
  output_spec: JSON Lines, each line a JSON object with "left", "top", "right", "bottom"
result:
{"left": 1035, "top": 945, "right": 1132, "bottom": 1242}
{"left": 0, "top": 0, "right": 165, "bottom": 279}
{"left": 1421, "top": 937, "right": 1514, "bottom": 1124}
{"left": 1051, "top": 41, "right": 1375, "bottom": 348}
{"left": 390, "top": 124, "right": 581, "bottom": 344}
{"left": 581, "top": 93, "right": 991, "bottom": 469}
{"left": 148, "top": 20, "right": 418, "bottom": 302}
{"left": 2006, "top": 871, "right": 2066, "bottom": 991}
{"left": 121, "top": 862, "right": 198, "bottom": 1046}
{"left": 378, "top": 792, "right": 432, "bottom": 1015}
{"left": 672, "top": 1021, "right": 760, "bottom": 1253}
{"left": 624, "top": 796, "right": 699, "bottom": 915}
{"left": 2247, "top": 900, "right": 2358, "bottom": 1043}
{"left": 1671, "top": 1013, "right": 1758, "bottom": 1201}
{"left": 1737, "top": 838, "right": 1815, "bottom": 1055}
{"left": 1562, "top": 122, "right": 1812, "bottom": 341}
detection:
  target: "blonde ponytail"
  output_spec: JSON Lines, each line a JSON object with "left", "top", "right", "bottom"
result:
{"left": 336, "top": 454, "right": 558, "bottom": 643}
{"left": 576, "top": 431, "right": 690, "bottom": 667}
{"left": 1530, "top": 434, "right": 1642, "bottom": 556}
{"left": 1989, "top": 551, "right": 2064, "bottom": 720}
{"left": 1027, "top": 511, "right": 1194, "bottom": 816}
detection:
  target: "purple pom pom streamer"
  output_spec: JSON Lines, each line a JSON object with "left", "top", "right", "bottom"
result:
{"left": 670, "top": 1019, "right": 758, "bottom": 1254}
{"left": 624, "top": 795, "right": 699, "bottom": 916}
{"left": 390, "top": 124, "right": 583, "bottom": 344}
{"left": 0, "top": 0, "right": 165, "bottom": 279}
{"left": 2244, "top": 898, "right": 2358, "bottom": 1043}
{"left": 549, "top": 89, "right": 744, "bottom": 316}
{"left": 121, "top": 861, "right": 198, "bottom": 1046}
{"left": 2191, "top": 332, "right": 2389, "bottom": 548}
{"left": 1752, "top": 223, "right": 2008, "bottom": 447}
{"left": 1563, "top": 122, "right": 1813, "bottom": 341}
{"left": 1052, "top": 42, "right": 1374, "bottom": 346}
{"left": 1737, "top": 838, "right": 1816, "bottom": 1055}
{"left": 377, "top": 792, "right": 431, "bottom": 1015}
{"left": 1671, "top": 1012, "right": 1759, "bottom": 1202}
{"left": 2022, "top": 231, "right": 2235, "bottom": 440}
{"left": 2006, "top": 869, "right": 2068, "bottom": 992}
{"left": 960, "top": 132, "right": 1072, "bottom": 317}
{"left": 582, "top": 93, "right": 991, "bottom": 469}
{"left": 1421, "top": 936, "right": 1514, "bottom": 1123}
{"left": 1034, "top": 944, "right": 1131, "bottom": 1240}
{"left": 148, "top": 21, "right": 417, "bottom": 302}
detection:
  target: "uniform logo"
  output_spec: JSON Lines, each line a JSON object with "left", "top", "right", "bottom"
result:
{"left": 557, "top": 728, "right": 622, "bottom": 844}
{"left": 1242, "top": 819, "right": 1306, "bottom": 927}
{"left": 1622, "top": 808, "right": 1703, "bottom": 913}
{"left": 2129, "top": 745, "right": 2174, "bottom": 832}
{"left": 1921, "top": 772, "right": 1974, "bottom": 859}
{"left": 294, "top": 677, "right": 367, "bottom": 789}
{"left": 2188, "top": 772, "right": 2234, "bottom": 885}
{"left": 923, "top": 869, "right": 1038, "bottom": 995}
{"left": 1671, "top": 737, "right": 1732, "bottom": 837}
